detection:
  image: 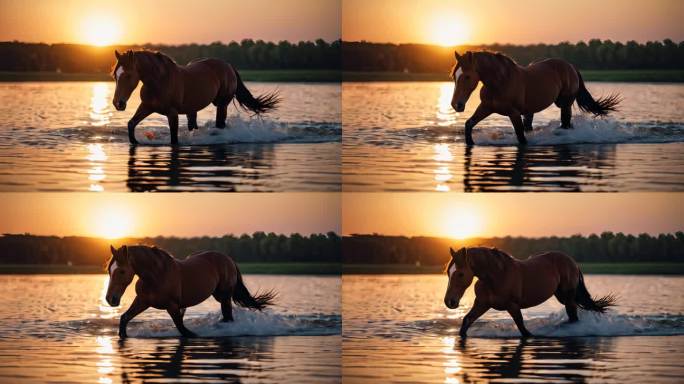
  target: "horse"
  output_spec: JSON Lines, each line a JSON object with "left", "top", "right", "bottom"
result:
{"left": 450, "top": 51, "right": 621, "bottom": 145}
{"left": 443, "top": 247, "right": 616, "bottom": 338}
{"left": 105, "top": 244, "right": 277, "bottom": 338}
{"left": 112, "top": 50, "right": 281, "bottom": 145}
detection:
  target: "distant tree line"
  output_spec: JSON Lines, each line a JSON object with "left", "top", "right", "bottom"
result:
{"left": 343, "top": 232, "right": 684, "bottom": 265}
{"left": 0, "top": 39, "right": 341, "bottom": 73}
{"left": 0, "top": 232, "right": 341, "bottom": 266}
{"left": 342, "top": 39, "right": 684, "bottom": 72}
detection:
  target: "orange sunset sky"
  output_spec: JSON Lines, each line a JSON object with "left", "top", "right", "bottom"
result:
{"left": 0, "top": 193, "right": 340, "bottom": 238}
{"left": 0, "top": 0, "right": 340, "bottom": 45}
{"left": 342, "top": 0, "right": 683, "bottom": 45}
{"left": 343, "top": 193, "right": 683, "bottom": 239}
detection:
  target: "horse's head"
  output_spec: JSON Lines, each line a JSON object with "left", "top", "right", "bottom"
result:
{"left": 444, "top": 247, "right": 474, "bottom": 309}
{"left": 105, "top": 245, "right": 135, "bottom": 307}
{"left": 112, "top": 50, "right": 140, "bottom": 111}
{"left": 450, "top": 51, "right": 480, "bottom": 112}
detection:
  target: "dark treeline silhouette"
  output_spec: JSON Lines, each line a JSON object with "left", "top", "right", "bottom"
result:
{"left": 343, "top": 39, "right": 684, "bottom": 72}
{"left": 0, "top": 232, "right": 341, "bottom": 266}
{"left": 344, "top": 232, "right": 684, "bottom": 265}
{"left": 0, "top": 39, "right": 341, "bottom": 73}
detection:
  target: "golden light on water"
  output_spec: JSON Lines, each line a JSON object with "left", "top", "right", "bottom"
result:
{"left": 80, "top": 14, "right": 122, "bottom": 46}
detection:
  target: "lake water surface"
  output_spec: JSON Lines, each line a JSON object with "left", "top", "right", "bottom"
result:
{"left": 343, "top": 274, "right": 684, "bottom": 383}
{"left": 0, "top": 82, "right": 340, "bottom": 191}
{"left": 0, "top": 274, "right": 340, "bottom": 383}
{"left": 343, "top": 82, "right": 684, "bottom": 191}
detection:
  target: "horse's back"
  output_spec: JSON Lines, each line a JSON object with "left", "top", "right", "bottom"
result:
{"left": 179, "top": 58, "right": 237, "bottom": 112}
{"left": 525, "top": 58, "right": 579, "bottom": 96}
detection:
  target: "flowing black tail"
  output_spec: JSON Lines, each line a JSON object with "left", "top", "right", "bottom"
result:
{"left": 575, "top": 271, "right": 616, "bottom": 313}
{"left": 575, "top": 70, "right": 621, "bottom": 116}
{"left": 232, "top": 267, "right": 277, "bottom": 310}
{"left": 234, "top": 68, "right": 281, "bottom": 114}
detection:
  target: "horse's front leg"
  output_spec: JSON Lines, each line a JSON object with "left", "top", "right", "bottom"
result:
{"left": 167, "top": 303, "right": 197, "bottom": 338}
{"left": 119, "top": 296, "right": 149, "bottom": 338}
{"left": 507, "top": 305, "right": 533, "bottom": 338}
{"left": 127, "top": 104, "right": 154, "bottom": 145}
{"left": 459, "top": 299, "right": 490, "bottom": 338}
{"left": 167, "top": 109, "right": 179, "bottom": 145}
{"left": 508, "top": 114, "right": 528, "bottom": 145}
{"left": 464, "top": 104, "right": 492, "bottom": 146}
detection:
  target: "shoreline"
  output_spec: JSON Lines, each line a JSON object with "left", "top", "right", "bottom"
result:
{"left": 0, "top": 262, "right": 341, "bottom": 275}
{"left": 343, "top": 262, "right": 684, "bottom": 275}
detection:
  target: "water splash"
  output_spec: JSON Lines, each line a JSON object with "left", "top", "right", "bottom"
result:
{"left": 409, "top": 310, "right": 684, "bottom": 338}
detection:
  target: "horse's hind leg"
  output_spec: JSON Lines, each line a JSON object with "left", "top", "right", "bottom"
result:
{"left": 187, "top": 112, "right": 198, "bottom": 131}
{"left": 523, "top": 113, "right": 534, "bottom": 132}
{"left": 213, "top": 290, "right": 234, "bottom": 322}
{"left": 507, "top": 304, "right": 533, "bottom": 337}
{"left": 215, "top": 104, "right": 228, "bottom": 129}
{"left": 560, "top": 106, "right": 573, "bottom": 129}
{"left": 555, "top": 289, "right": 579, "bottom": 323}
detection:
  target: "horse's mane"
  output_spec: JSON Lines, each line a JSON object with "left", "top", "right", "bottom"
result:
{"left": 450, "top": 51, "right": 518, "bottom": 86}
{"left": 127, "top": 244, "right": 175, "bottom": 284}
{"left": 111, "top": 50, "right": 177, "bottom": 83}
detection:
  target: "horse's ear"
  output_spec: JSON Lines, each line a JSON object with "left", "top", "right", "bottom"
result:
{"left": 450, "top": 247, "right": 466, "bottom": 265}
{"left": 454, "top": 51, "right": 461, "bottom": 61}
{"left": 115, "top": 50, "right": 121, "bottom": 59}
{"left": 110, "top": 245, "right": 116, "bottom": 255}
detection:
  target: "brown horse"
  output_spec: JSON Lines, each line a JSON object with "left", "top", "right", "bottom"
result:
{"left": 450, "top": 51, "right": 621, "bottom": 145}
{"left": 443, "top": 247, "right": 615, "bottom": 338}
{"left": 105, "top": 245, "right": 276, "bottom": 338}
{"left": 112, "top": 50, "right": 280, "bottom": 145}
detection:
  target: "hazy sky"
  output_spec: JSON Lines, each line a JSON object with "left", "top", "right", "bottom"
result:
{"left": 343, "top": 193, "right": 683, "bottom": 238}
{"left": 0, "top": 0, "right": 340, "bottom": 45}
{"left": 342, "top": 0, "right": 683, "bottom": 45}
{"left": 0, "top": 193, "right": 340, "bottom": 238}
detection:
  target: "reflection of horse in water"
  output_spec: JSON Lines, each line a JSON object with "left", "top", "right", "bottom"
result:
{"left": 116, "top": 337, "right": 275, "bottom": 383}
{"left": 126, "top": 144, "right": 276, "bottom": 192}
{"left": 449, "top": 337, "right": 613, "bottom": 383}
{"left": 444, "top": 247, "right": 616, "bottom": 338}
{"left": 461, "top": 144, "right": 618, "bottom": 192}
{"left": 450, "top": 51, "right": 621, "bottom": 145}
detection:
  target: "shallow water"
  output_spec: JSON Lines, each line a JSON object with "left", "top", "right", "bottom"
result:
{"left": 342, "top": 82, "right": 684, "bottom": 191}
{"left": 0, "top": 274, "right": 340, "bottom": 383}
{"left": 0, "top": 82, "right": 340, "bottom": 191}
{"left": 343, "top": 274, "right": 684, "bottom": 383}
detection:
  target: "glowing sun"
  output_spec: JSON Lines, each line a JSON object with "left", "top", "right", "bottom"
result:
{"left": 92, "top": 205, "right": 134, "bottom": 239}
{"left": 428, "top": 15, "right": 471, "bottom": 47}
{"left": 80, "top": 14, "right": 121, "bottom": 46}
{"left": 443, "top": 206, "right": 483, "bottom": 240}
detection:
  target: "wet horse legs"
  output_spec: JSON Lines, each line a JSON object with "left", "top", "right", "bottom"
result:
{"left": 523, "top": 113, "right": 534, "bottom": 132}
{"left": 119, "top": 296, "right": 149, "bottom": 338}
{"left": 508, "top": 114, "right": 528, "bottom": 145}
{"left": 507, "top": 305, "right": 533, "bottom": 337}
{"left": 167, "top": 303, "right": 197, "bottom": 337}
{"left": 187, "top": 111, "right": 198, "bottom": 131}
{"left": 459, "top": 299, "right": 490, "bottom": 337}
{"left": 215, "top": 104, "right": 228, "bottom": 129}
{"left": 560, "top": 105, "right": 573, "bottom": 129}
{"left": 464, "top": 104, "right": 492, "bottom": 146}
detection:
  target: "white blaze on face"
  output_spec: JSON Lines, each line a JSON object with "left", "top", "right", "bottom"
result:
{"left": 115, "top": 66, "right": 124, "bottom": 83}
{"left": 109, "top": 260, "right": 118, "bottom": 276}
{"left": 448, "top": 262, "right": 457, "bottom": 279}
{"left": 454, "top": 67, "right": 463, "bottom": 82}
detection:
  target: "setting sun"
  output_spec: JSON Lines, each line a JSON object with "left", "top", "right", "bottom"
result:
{"left": 442, "top": 206, "right": 483, "bottom": 239}
{"left": 427, "top": 14, "right": 471, "bottom": 47}
{"left": 80, "top": 14, "right": 121, "bottom": 46}
{"left": 92, "top": 204, "right": 135, "bottom": 239}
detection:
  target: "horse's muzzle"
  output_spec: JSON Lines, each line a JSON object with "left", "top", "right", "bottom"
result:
{"left": 108, "top": 294, "right": 121, "bottom": 307}
{"left": 445, "top": 298, "right": 459, "bottom": 309}
{"left": 452, "top": 102, "right": 465, "bottom": 112}
{"left": 114, "top": 100, "right": 126, "bottom": 111}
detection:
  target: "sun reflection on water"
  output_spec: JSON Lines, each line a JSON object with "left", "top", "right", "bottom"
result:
{"left": 96, "top": 335, "right": 115, "bottom": 383}
{"left": 433, "top": 143, "right": 454, "bottom": 191}
{"left": 90, "top": 83, "right": 112, "bottom": 127}
{"left": 87, "top": 143, "right": 108, "bottom": 191}
{"left": 436, "top": 83, "right": 457, "bottom": 127}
